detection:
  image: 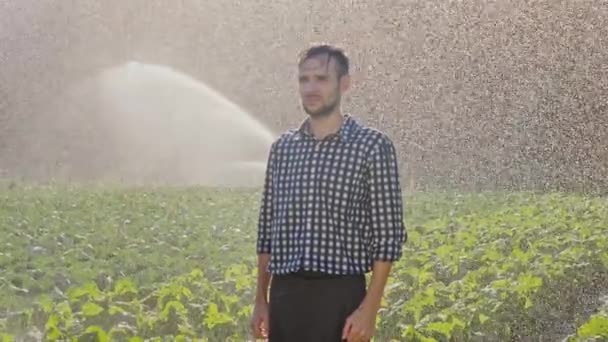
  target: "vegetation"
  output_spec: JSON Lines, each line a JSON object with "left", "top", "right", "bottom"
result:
{"left": 1, "top": 183, "right": 607, "bottom": 341}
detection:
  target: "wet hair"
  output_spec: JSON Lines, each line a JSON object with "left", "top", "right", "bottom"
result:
{"left": 298, "top": 44, "right": 349, "bottom": 79}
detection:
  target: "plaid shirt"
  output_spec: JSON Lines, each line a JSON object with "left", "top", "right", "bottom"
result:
{"left": 256, "top": 115, "right": 407, "bottom": 275}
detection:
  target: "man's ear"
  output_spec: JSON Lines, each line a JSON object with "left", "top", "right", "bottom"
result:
{"left": 340, "top": 74, "right": 351, "bottom": 93}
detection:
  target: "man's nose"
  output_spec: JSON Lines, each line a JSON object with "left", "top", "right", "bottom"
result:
{"left": 301, "top": 81, "right": 319, "bottom": 94}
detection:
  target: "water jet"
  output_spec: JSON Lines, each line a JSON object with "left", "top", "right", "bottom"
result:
{"left": 90, "top": 61, "right": 276, "bottom": 187}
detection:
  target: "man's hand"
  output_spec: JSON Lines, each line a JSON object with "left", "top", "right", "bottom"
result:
{"left": 250, "top": 300, "right": 269, "bottom": 340}
{"left": 341, "top": 304, "right": 376, "bottom": 341}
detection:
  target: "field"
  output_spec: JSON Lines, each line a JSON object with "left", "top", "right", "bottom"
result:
{"left": 1, "top": 183, "right": 607, "bottom": 341}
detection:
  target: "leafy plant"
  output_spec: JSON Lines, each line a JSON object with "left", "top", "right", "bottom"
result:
{"left": 1, "top": 185, "right": 606, "bottom": 340}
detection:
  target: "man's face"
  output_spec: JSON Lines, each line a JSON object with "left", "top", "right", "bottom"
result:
{"left": 298, "top": 55, "right": 349, "bottom": 118}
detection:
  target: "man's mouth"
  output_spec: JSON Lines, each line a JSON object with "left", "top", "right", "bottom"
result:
{"left": 305, "top": 96, "right": 322, "bottom": 103}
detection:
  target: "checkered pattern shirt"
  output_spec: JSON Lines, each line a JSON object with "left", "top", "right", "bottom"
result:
{"left": 256, "top": 115, "right": 407, "bottom": 275}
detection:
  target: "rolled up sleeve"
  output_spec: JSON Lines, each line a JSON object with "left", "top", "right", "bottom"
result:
{"left": 256, "top": 142, "right": 276, "bottom": 254}
{"left": 367, "top": 135, "right": 407, "bottom": 262}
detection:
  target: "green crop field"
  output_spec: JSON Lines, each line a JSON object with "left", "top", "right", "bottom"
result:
{"left": 1, "top": 183, "right": 607, "bottom": 341}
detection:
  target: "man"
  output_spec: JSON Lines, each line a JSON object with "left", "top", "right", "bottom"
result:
{"left": 249, "top": 44, "right": 407, "bottom": 342}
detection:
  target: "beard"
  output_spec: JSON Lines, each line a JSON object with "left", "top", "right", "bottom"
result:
{"left": 302, "top": 96, "right": 340, "bottom": 118}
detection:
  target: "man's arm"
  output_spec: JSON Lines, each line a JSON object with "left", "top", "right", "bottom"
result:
{"left": 343, "top": 134, "right": 407, "bottom": 341}
{"left": 255, "top": 253, "right": 271, "bottom": 304}
{"left": 359, "top": 260, "right": 392, "bottom": 312}
{"left": 254, "top": 142, "right": 276, "bottom": 302}
{"left": 250, "top": 143, "right": 276, "bottom": 339}
{"left": 363, "top": 134, "right": 407, "bottom": 308}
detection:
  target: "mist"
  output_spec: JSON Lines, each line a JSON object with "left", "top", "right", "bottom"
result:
{"left": 1, "top": 0, "right": 606, "bottom": 191}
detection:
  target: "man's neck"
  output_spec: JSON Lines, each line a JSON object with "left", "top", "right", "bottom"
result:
{"left": 308, "top": 111, "right": 344, "bottom": 140}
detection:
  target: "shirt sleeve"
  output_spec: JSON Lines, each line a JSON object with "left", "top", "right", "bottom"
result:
{"left": 256, "top": 142, "right": 276, "bottom": 254}
{"left": 367, "top": 135, "right": 407, "bottom": 262}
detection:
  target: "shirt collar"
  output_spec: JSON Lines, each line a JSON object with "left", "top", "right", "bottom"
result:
{"left": 296, "top": 114, "right": 356, "bottom": 143}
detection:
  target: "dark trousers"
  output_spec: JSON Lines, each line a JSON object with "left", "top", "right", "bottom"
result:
{"left": 268, "top": 270, "right": 367, "bottom": 342}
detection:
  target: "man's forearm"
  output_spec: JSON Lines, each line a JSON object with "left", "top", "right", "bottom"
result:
{"left": 360, "top": 260, "right": 393, "bottom": 312}
{"left": 255, "top": 253, "right": 271, "bottom": 304}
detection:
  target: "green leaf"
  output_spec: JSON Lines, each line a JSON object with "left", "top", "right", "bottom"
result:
{"left": 601, "top": 251, "right": 608, "bottom": 268}
{"left": 67, "top": 282, "right": 103, "bottom": 302}
{"left": 175, "top": 335, "right": 189, "bottom": 342}
{"left": 178, "top": 322, "right": 196, "bottom": 336}
{"left": 45, "top": 314, "right": 61, "bottom": 340}
{"left": 479, "top": 314, "right": 489, "bottom": 324}
{"left": 84, "top": 326, "right": 109, "bottom": 342}
{"left": 515, "top": 273, "right": 543, "bottom": 294}
{"left": 406, "top": 288, "right": 436, "bottom": 322}
{"left": 37, "top": 296, "right": 54, "bottom": 313}
{"left": 450, "top": 263, "right": 459, "bottom": 276}
{"left": 424, "top": 321, "right": 453, "bottom": 338}
{"left": 56, "top": 302, "right": 73, "bottom": 318}
{"left": 203, "top": 302, "right": 234, "bottom": 329}
{"left": 435, "top": 245, "right": 452, "bottom": 259}
{"left": 1, "top": 334, "right": 15, "bottom": 342}
{"left": 483, "top": 249, "right": 501, "bottom": 262}
{"left": 108, "top": 305, "right": 126, "bottom": 315}
{"left": 402, "top": 324, "right": 439, "bottom": 342}
{"left": 161, "top": 300, "right": 187, "bottom": 321}
{"left": 82, "top": 302, "right": 104, "bottom": 317}
{"left": 188, "top": 268, "right": 204, "bottom": 281}
{"left": 113, "top": 278, "right": 138, "bottom": 296}
{"left": 577, "top": 314, "right": 608, "bottom": 337}
{"left": 402, "top": 325, "right": 416, "bottom": 339}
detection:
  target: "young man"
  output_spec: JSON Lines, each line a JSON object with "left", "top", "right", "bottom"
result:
{"left": 250, "top": 44, "right": 407, "bottom": 342}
